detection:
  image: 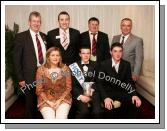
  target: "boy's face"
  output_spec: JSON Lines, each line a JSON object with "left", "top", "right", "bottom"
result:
{"left": 79, "top": 48, "right": 91, "bottom": 63}
{"left": 110, "top": 46, "right": 123, "bottom": 62}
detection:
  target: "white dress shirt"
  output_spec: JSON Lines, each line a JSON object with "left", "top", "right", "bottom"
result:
{"left": 29, "top": 29, "right": 46, "bottom": 67}
{"left": 119, "top": 34, "right": 130, "bottom": 45}
{"left": 59, "top": 28, "right": 70, "bottom": 46}
{"left": 112, "top": 58, "right": 120, "bottom": 73}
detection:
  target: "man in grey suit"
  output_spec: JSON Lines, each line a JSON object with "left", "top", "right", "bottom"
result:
{"left": 111, "top": 18, "right": 143, "bottom": 82}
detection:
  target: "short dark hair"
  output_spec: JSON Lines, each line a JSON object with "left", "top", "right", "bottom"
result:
{"left": 121, "top": 17, "right": 132, "bottom": 23}
{"left": 110, "top": 42, "right": 123, "bottom": 51}
{"left": 29, "top": 11, "right": 41, "bottom": 21}
{"left": 88, "top": 17, "right": 99, "bottom": 24}
{"left": 79, "top": 45, "right": 91, "bottom": 53}
{"left": 58, "top": 11, "right": 70, "bottom": 20}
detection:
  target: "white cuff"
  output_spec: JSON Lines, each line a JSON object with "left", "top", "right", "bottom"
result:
{"left": 77, "top": 95, "right": 82, "bottom": 101}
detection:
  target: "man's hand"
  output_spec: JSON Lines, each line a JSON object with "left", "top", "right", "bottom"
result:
{"left": 104, "top": 98, "right": 113, "bottom": 110}
{"left": 19, "top": 81, "right": 26, "bottom": 87}
{"left": 132, "top": 75, "right": 139, "bottom": 81}
{"left": 132, "top": 96, "right": 142, "bottom": 107}
{"left": 80, "top": 95, "right": 91, "bottom": 103}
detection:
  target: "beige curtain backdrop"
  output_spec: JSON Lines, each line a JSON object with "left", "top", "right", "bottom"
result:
{"left": 5, "top": 5, "right": 155, "bottom": 62}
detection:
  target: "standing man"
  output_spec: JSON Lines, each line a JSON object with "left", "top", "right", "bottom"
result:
{"left": 47, "top": 11, "right": 80, "bottom": 65}
{"left": 80, "top": 17, "right": 110, "bottom": 62}
{"left": 13, "top": 11, "right": 47, "bottom": 118}
{"left": 96, "top": 43, "right": 142, "bottom": 119}
{"left": 111, "top": 18, "right": 144, "bottom": 82}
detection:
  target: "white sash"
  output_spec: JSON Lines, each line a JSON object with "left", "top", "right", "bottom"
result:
{"left": 69, "top": 62, "right": 95, "bottom": 96}
{"left": 69, "top": 62, "right": 85, "bottom": 86}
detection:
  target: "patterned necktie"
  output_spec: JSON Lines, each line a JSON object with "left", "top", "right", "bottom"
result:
{"left": 121, "top": 36, "right": 125, "bottom": 45}
{"left": 36, "top": 34, "right": 44, "bottom": 65}
{"left": 92, "top": 33, "right": 97, "bottom": 56}
{"left": 112, "top": 66, "right": 117, "bottom": 73}
{"left": 62, "top": 31, "right": 69, "bottom": 50}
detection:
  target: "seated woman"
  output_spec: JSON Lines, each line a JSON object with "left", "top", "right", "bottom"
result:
{"left": 36, "top": 47, "right": 72, "bottom": 119}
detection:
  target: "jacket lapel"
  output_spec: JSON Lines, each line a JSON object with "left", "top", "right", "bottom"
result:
{"left": 55, "top": 29, "right": 61, "bottom": 46}
{"left": 39, "top": 32, "right": 47, "bottom": 50}
{"left": 117, "top": 59, "right": 123, "bottom": 76}
{"left": 27, "top": 30, "right": 37, "bottom": 61}
{"left": 124, "top": 33, "right": 133, "bottom": 45}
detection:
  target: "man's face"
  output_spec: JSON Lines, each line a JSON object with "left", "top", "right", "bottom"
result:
{"left": 28, "top": 16, "right": 41, "bottom": 33}
{"left": 88, "top": 20, "right": 99, "bottom": 33}
{"left": 58, "top": 14, "right": 70, "bottom": 30}
{"left": 110, "top": 46, "right": 123, "bottom": 62}
{"left": 120, "top": 20, "right": 132, "bottom": 36}
{"left": 79, "top": 49, "right": 91, "bottom": 63}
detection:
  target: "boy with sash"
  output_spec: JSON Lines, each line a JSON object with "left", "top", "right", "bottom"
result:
{"left": 69, "top": 46, "right": 102, "bottom": 119}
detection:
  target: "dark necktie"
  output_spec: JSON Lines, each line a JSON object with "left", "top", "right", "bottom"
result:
{"left": 121, "top": 36, "right": 125, "bottom": 45}
{"left": 91, "top": 33, "right": 97, "bottom": 56}
{"left": 36, "top": 34, "right": 44, "bottom": 65}
{"left": 112, "top": 66, "right": 117, "bottom": 74}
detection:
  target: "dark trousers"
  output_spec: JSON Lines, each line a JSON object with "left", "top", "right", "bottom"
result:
{"left": 103, "top": 90, "right": 138, "bottom": 119}
{"left": 24, "top": 87, "right": 39, "bottom": 119}
{"left": 75, "top": 92, "right": 103, "bottom": 119}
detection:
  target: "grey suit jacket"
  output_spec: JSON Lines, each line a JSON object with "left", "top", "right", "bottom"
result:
{"left": 111, "top": 34, "right": 143, "bottom": 76}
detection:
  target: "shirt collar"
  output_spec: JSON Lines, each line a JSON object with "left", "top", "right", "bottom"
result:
{"left": 29, "top": 29, "right": 39, "bottom": 36}
{"left": 89, "top": 31, "right": 98, "bottom": 35}
{"left": 121, "top": 33, "right": 130, "bottom": 38}
{"left": 60, "top": 28, "right": 69, "bottom": 34}
{"left": 81, "top": 60, "right": 89, "bottom": 65}
{"left": 112, "top": 58, "right": 120, "bottom": 67}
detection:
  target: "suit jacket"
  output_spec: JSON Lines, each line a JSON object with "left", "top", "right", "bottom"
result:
{"left": 80, "top": 31, "right": 110, "bottom": 62}
{"left": 71, "top": 60, "right": 96, "bottom": 99}
{"left": 47, "top": 28, "right": 80, "bottom": 65}
{"left": 111, "top": 34, "right": 143, "bottom": 76}
{"left": 96, "top": 59, "right": 136, "bottom": 101}
{"left": 13, "top": 30, "right": 47, "bottom": 84}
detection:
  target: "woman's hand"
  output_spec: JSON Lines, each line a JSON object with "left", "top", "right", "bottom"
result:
{"left": 46, "top": 100, "right": 56, "bottom": 108}
{"left": 54, "top": 99, "right": 63, "bottom": 109}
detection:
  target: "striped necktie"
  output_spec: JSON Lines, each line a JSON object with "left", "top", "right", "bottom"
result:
{"left": 62, "top": 31, "right": 69, "bottom": 50}
{"left": 91, "top": 33, "right": 97, "bottom": 56}
{"left": 36, "top": 34, "right": 44, "bottom": 65}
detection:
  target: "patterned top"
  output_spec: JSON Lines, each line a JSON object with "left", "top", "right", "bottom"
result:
{"left": 36, "top": 65, "right": 72, "bottom": 110}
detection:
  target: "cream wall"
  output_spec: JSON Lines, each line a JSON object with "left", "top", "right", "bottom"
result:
{"left": 5, "top": 5, "right": 155, "bottom": 62}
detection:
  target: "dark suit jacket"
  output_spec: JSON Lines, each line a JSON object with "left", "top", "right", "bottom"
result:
{"left": 47, "top": 28, "right": 80, "bottom": 65}
{"left": 72, "top": 60, "right": 96, "bottom": 100}
{"left": 96, "top": 59, "right": 136, "bottom": 101}
{"left": 13, "top": 30, "right": 47, "bottom": 84}
{"left": 80, "top": 31, "right": 110, "bottom": 62}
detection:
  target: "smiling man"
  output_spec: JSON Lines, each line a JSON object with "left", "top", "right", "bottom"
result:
{"left": 111, "top": 18, "right": 144, "bottom": 82}
{"left": 47, "top": 11, "right": 80, "bottom": 65}
{"left": 80, "top": 17, "right": 110, "bottom": 62}
{"left": 96, "top": 42, "right": 141, "bottom": 119}
{"left": 13, "top": 11, "right": 47, "bottom": 118}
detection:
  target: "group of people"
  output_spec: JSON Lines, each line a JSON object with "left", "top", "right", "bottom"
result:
{"left": 13, "top": 11, "right": 143, "bottom": 119}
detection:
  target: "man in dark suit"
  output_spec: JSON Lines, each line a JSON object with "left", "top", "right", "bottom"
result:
{"left": 111, "top": 18, "right": 144, "bottom": 82}
{"left": 47, "top": 11, "right": 80, "bottom": 65}
{"left": 80, "top": 17, "right": 110, "bottom": 62}
{"left": 70, "top": 46, "right": 102, "bottom": 119}
{"left": 96, "top": 42, "right": 141, "bottom": 119}
{"left": 13, "top": 11, "right": 47, "bottom": 118}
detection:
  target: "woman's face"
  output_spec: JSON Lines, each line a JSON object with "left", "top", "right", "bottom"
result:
{"left": 49, "top": 50, "right": 61, "bottom": 66}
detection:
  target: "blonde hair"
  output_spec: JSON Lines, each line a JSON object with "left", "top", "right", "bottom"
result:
{"left": 44, "top": 47, "right": 64, "bottom": 68}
